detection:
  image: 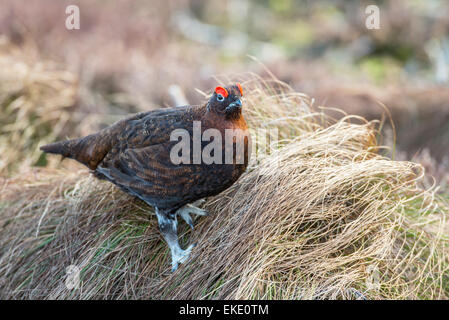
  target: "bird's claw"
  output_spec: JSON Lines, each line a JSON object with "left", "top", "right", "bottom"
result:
{"left": 185, "top": 204, "right": 209, "bottom": 216}
{"left": 179, "top": 210, "right": 194, "bottom": 229}
{"left": 171, "top": 243, "right": 196, "bottom": 272}
{"left": 177, "top": 204, "right": 209, "bottom": 229}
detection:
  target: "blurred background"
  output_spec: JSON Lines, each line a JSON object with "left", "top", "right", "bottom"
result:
{"left": 0, "top": 0, "right": 448, "bottom": 188}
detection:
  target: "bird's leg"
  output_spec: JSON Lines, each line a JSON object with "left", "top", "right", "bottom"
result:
{"left": 177, "top": 203, "right": 209, "bottom": 230}
{"left": 191, "top": 199, "right": 206, "bottom": 207}
{"left": 155, "top": 208, "right": 195, "bottom": 272}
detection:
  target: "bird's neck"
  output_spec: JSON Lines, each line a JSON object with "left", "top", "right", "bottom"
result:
{"left": 203, "top": 108, "right": 248, "bottom": 132}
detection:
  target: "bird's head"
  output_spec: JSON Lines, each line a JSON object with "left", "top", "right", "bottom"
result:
{"left": 207, "top": 83, "right": 243, "bottom": 120}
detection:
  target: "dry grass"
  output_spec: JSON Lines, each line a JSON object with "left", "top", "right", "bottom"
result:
{"left": 0, "top": 39, "right": 77, "bottom": 175}
{"left": 0, "top": 77, "right": 448, "bottom": 299}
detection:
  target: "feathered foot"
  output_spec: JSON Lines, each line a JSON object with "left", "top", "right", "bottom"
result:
{"left": 177, "top": 203, "right": 209, "bottom": 229}
{"left": 155, "top": 207, "right": 196, "bottom": 271}
{"left": 171, "top": 243, "right": 196, "bottom": 272}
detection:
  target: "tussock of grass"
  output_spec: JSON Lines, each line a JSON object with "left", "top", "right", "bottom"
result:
{"left": 0, "top": 77, "right": 448, "bottom": 299}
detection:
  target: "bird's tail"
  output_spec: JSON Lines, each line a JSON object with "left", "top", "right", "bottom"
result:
{"left": 40, "top": 112, "right": 143, "bottom": 170}
{"left": 40, "top": 133, "right": 108, "bottom": 170}
{"left": 40, "top": 139, "right": 77, "bottom": 158}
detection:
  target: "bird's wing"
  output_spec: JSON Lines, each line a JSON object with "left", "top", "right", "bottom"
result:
{"left": 116, "top": 105, "right": 200, "bottom": 148}
{"left": 96, "top": 141, "right": 211, "bottom": 209}
{"left": 95, "top": 105, "right": 212, "bottom": 209}
{"left": 98, "top": 105, "right": 202, "bottom": 163}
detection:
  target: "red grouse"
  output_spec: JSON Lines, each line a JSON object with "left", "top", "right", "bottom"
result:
{"left": 41, "top": 84, "right": 250, "bottom": 271}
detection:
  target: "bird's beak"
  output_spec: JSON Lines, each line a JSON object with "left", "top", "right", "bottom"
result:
{"left": 225, "top": 99, "right": 242, "bottom": 114}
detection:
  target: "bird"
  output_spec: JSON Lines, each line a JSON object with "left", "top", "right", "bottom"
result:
{"left": 40, "top": 83, "right": 250, "bottom": 271}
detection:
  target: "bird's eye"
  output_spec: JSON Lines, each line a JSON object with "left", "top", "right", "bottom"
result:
{"left": 217, "top": 94, "right": 224, "bottom": 102}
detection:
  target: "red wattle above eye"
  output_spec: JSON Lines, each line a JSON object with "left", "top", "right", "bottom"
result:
{"left": 215, "top": 86, "right": 228, "bottom": 98}
{"left": 236, "top": 83, "right": 243, "bottom": 96}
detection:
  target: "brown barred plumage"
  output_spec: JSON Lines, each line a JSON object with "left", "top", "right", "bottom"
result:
{"left": 40, "top": 84, "right": 250, "bottom": 271}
